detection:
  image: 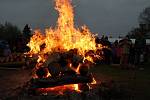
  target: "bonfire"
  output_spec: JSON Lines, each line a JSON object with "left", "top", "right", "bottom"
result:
{"left": 26, "top": 0, "right": 103, "bottom": 94}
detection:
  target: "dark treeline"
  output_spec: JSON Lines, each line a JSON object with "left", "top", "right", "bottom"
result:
{"left": 0, "top": 22, "right": 21, "bottom": 41}
{"left": 128, "top": 6, "right": 150, "bottom": 39}
{"left": 0, "top": 22, "right": 31, "bottom": 53}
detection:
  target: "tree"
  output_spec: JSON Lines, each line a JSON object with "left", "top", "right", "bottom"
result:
{"left": 23, "top": 24, "right": 32, "bottom": 39}
{"left": 0, "top": 22, "right": 21, "bottom": 41}
{"left": 139, "top": 7, "right": 150, "bottom": 24}
{"left": 128, "top": 7, "right": 150, "bottom": 39}
{"left": 0, "top": 22, "right": 22, "bottom": 51}
{"left": 128, "top": 27, "right": 142, "bottom": 38}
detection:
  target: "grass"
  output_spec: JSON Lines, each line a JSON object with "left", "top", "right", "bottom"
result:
{"left": 91, "top": 63, "right": 150, "bottom": 100}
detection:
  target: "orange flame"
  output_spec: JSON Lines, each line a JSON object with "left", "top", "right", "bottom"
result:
{"left": 91, "top": 77, "right": 97, "bottom": 84}
{"left": 38, "top": 84, "right": 80, "bottom": 94}
{"left": 27, "top": 0, "right": 97, "bottom": 57}
{"left": 27, "top": 0, "right": 101, "bottom": 92}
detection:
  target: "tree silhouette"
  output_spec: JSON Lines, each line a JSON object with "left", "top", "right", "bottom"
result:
{"left": 23, "top": 24, "right": 32, "bottom": 40}
{"left": 139, "top": 7, "right": 150, "bottom": 24}
{"left": 0, "top": 22, "right": 21, "bottom": 41}
{"left": 128, "top": 7, "right": 150, "bottom": 39}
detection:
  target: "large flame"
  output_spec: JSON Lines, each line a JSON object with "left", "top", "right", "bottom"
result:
{"left": 27, "top": 0, "right": 96, "bottom": 57}
{"left": 27, "top": 0, "right": 101, "bottom": 92}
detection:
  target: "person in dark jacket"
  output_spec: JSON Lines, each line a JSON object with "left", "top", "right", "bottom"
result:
{"left": 134, "top": 32, "right": 146, "bottom": 68}
{"left": 101, "top": 36, "right": 112, "bottom": 65}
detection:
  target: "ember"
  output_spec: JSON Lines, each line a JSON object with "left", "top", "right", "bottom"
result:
{"left": 26, "top": 0, "right": 103, "bottom": 93}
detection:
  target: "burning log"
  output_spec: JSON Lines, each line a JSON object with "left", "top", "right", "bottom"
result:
{"left": 78, "top": 83, "right": 90, "bottom": 92}
{"left": 36, "top": 67, "right": 49, "bottom": 78}
{"left": 41, "top": 49, "right": 84, "bottom": 77}
{"left": 47, "top": 62, "right": 63, "bottom": 77}
{"left": 78, "top": 62, "right": 91, "bottom": 76}
{"left": 24, "top": 0, "right": 102, "bottom": 93}
{"left": 30, "top": 74, "right": 93, "bottom": 88}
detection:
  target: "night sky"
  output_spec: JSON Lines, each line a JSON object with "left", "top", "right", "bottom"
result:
{"left": 0, "top": 0, "right": 150, "bottom": 37}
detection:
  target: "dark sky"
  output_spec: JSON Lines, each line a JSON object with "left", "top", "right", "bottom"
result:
{"left": 0, "top": 0, "right": 150, "bottom": 37}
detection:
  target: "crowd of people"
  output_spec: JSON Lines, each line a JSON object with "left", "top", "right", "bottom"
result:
{"left": 96, "top": 33, "right": 149, "bottom": 70}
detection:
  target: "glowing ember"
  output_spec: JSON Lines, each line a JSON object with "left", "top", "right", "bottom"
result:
{"left": 37, "top": 84, "right": 80, "bottom": 94}
{"left": 91, "top": 77, "right": 97, "bottom": 84}
{"left": 74, "top": 84, "right": 79, "bottom": 91}
{"left": 27, "top": 0, "right": 102, "bottom": 92}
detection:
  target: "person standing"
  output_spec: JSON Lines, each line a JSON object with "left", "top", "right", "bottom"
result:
{"left": 119, "top": 36, "right": 132, "bottom": 69}
{"left": 112, "top": 40, "right": 119, "bottom": 64}
{"left": 102, "top": 36, "right": 112, "bottom": 65}
{"left": 134, "top": 32, "right": 146, "bottom": 69}
{"left": 128, "top": 43, "right": 135, "bottom": 69}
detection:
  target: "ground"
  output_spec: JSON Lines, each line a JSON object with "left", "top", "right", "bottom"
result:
{"left": 92, "top": 64, "right": 150, "bottom": 100}
{"left": 0, "top": 63, "right": 150, "bottom": 100}
{"left": 0, "top": 68, "right": 31, "bottom": 99}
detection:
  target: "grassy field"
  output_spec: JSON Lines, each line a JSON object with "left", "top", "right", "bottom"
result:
{"left": 92, "top": 63, "right": 150, "bottom": 100}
